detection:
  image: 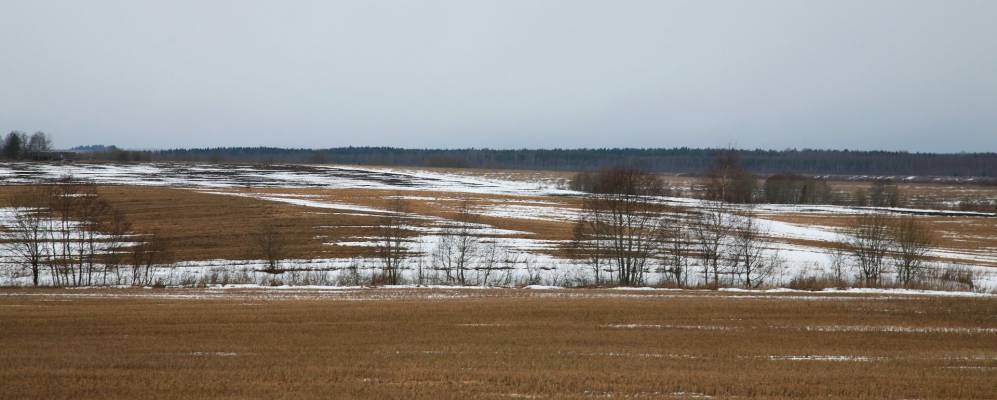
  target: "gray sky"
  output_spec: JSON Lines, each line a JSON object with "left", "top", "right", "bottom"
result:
{"left": 1, "top": 0, "right": 995, "bottom": 151}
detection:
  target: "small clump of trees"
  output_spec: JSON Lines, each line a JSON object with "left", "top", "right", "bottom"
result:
{"left": 571, "top": 166, "right": 778, "bottom": 288}
{"left": 844, "top": 213, "right": 935, "bottom": 288}
{"left": 852, "top": 180, "right": 904, "bottom": 207}
{"left": 2, "top": 179, "right": 172, "bottom": 287}
{"left": 569, "top": 159, "right": 941, "bottom": 290}
{"left": 251, "top": 219, "right": 287, "bottom": 274}
{"left": 3, "top": 131, "right": 53, "bottom": 160}
{"left": 374, "top": 196, "right": 412, "bottom": 285}
{"left": 705, "top": 149, "right": 757, "bottom": 204}
{"left": 763, "top": 173, "right": 833, "bottom": 204}
{"left": 573, "top": 168, "right": 671, "bottom": 286}
{"left": 433, "top": 198, "right": 483, "bottom": 286}
{"left": 571, "top": 149, "right": 917, "bottom": 210}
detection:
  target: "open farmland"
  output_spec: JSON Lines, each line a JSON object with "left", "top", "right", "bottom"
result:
{"left": 6, "top": 2, "right": 997, "bottom": 398}
{"left": 1, "top": 162, "right": 996, "bottom": 290}
{"left": 1, "top": 288, "right": 996, "bottom": 399}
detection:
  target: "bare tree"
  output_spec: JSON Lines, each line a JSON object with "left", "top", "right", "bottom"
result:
{"left": 99, "top": 208, "right": 132, "bottom": 285}
{"left": 572, "top": 208, "right": 607, "bottom": 286}
{"left": 3, "top": 181, "right": 132, "bottom": 287}
{"left": 374, "top": 197, "right": 411, "bottom": 285}
{"left": 689, "top": 200, "right": 735, "bottom": 288}
{"left": 573, "top": 168, "right": 669, "bottom": 286}
{"left": 74, "top": 184, "right": 111, "bottom": 286}
{"left": 661, "top": 221, "right": 691, "bottom": 287}
{"left": 705, "top": 149, "right": 756, "bottom": 204}
{"left": 46, "top": 177, "right": 82, "bottom": 286}
{"left": 727, "top": 210, "right": 774, "bottom": 288}
{"left": 889, "top": 216, "right": 933, "bottom": 287}
{"left": 478, "top": 239, "right": 500, "bottom": 286}
{"left": 869, "top": 180, "right": 903, "bottom": 207}
{"left": 413, "top": 243, "right": 428, "bottom": 286}
{"left": 847, "top": 213, "right": 892, "bottom": 287}
{"left": 434, "top": 199, "right": 480, "bottom": 285}
{"left": 26, "top": 131, "right": 53, "bottom": 159}
{"left": 4, "top": 186, "right": 51, "bottom": 287}
{"left": 251, "top": 220, "right": 286, "bottom": 274}
{"left": 826, "top": 245, "right": 848, "bottom": 287}
{"left": 130, "top": 232, "right": 172, "bottom": 286}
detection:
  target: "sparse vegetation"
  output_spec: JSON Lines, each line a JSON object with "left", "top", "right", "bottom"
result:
{"left": 1, "top": 288, "right": 995, "bottom": 400}
{"left": 763, "top": 173, "right": 833, "bottom": 204}
{"left": 374, "top": 196, "right": 412, "bottom": 285}
{"left": 846, "top": 213, "right": 893, "bottom": 287}
{"left": 251, "top": 220, "right": 287, "bottom": 274}
{"left": 433, "top": 199, "right": 482, "bottom": 286}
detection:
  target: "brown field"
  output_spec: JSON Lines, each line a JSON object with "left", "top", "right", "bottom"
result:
{"left": 0, "top": 186, "right": 387, "bottom": 261}
{"left": 1, "top": 288, "right": 995, "bottom": 399}
{"left": 761, "top": 212, "right": 997, "bottom": 267}
{"left": 2, "top": 182, "right": 994, "bottom": 269}
{"left": 0, "top": 185, "right": 583, "bottom": 261}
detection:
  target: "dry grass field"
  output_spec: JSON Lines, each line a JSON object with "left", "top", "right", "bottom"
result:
{"left": 1, "top": 288, "right": 995, "bottom": 399}
{"left": 762, "top": 213, "right": 997, "bottom": 257}
{"left": 1, "top": 180, "right": 994, "bottom": 269}
{"left": 0, "top": 185, "right": 386, "bottom": 261}
{"left": 0, "top": 184, "right": 583, "bottom": 261}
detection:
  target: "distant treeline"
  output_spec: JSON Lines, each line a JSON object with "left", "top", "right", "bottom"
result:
{"left": 80, "top": 147, "right": 997, "bottom": 178}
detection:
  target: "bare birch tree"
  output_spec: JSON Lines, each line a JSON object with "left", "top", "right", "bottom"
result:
{"left": 75, "top": 185, "right": 110, "bottom": 286}
{"left": 375, "top": 197, "right": 411, "bottom": 285}
{"left": 889, "top": 216, "right": 933, "bottom": 287}
{"left": 99, "top": 208, "right": 132, "bottom": 285}
{"left": 728, "top": 210, "right": 773, "bottom": 288}
{"left": 130, "top": 232, "right": 172, "bottom": 286}
{"left": 573, "top": 168, "right": 668, "bottom": 286}
{"left": 826, "top": 244, "right": 848, "bottom": 287}
{"left": 847, "top": 213, "right": 892, "bottom": 287}
{"left": 662, "top": 223, "right": 691, "bottom": 287}
{"left": 4, "top": 186, "right": 51, "bottom": 287}
{"left": 251, "top": 220, "right": 286, "bottom": 274}
{"left": 689, "top": 200, "right": 735, "bottom": 288}
{"left": 572, "top": 209, "right": 607, "bottom": 286}
{"left": 434, "top": 199, "right": 480, "bottom": 285}
{"left": 48, "top": 177, "right": 81, "bottom": 286}
{"left": 478, "top": 239, "right": 500, "bottom": 286}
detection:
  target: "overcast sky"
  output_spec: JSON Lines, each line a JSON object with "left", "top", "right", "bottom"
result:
{"left": 1, "top": 1, "right": 995, "bottom": 152}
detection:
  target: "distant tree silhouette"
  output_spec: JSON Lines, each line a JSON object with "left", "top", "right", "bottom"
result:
{"left": 705, "top": 150, "right": 756, "bottom": 203}
{"left": 2, "top": 131, "right": 27, "bottom": 159}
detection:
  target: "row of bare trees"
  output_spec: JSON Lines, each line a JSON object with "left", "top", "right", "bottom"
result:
{"left": 571, "top": 167, "right": 781, "bottom": 288}
{"left": 3, "top": 180, "right": 171, "bottom": 287}
{"left": 572, "top": 167, "right": 937, "bottom": 289}
{"left": 232, "top": 195, "right": 503, "bottom": 287}
{"left": 193, "top": 193, "right": 940, "bottom": 289}
{"left": 846, "top": 213, "right": 934, "bottom": 287}
{"left": 430, "top": 199, "right": 510, "bottom": 286}
{"left": 571, "top": 150, "right": 918, "bottom": 209}
{"left": 248, "top": 195, "right": 510, "bottom": 287}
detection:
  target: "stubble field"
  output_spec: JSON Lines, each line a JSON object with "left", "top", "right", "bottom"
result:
{"left": 1, "top": 288, "right": 995, "bottom": 399}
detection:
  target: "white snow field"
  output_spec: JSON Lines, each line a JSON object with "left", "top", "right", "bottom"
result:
{"left": 0, "top": 162, "right": 995, "bottom": 291}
